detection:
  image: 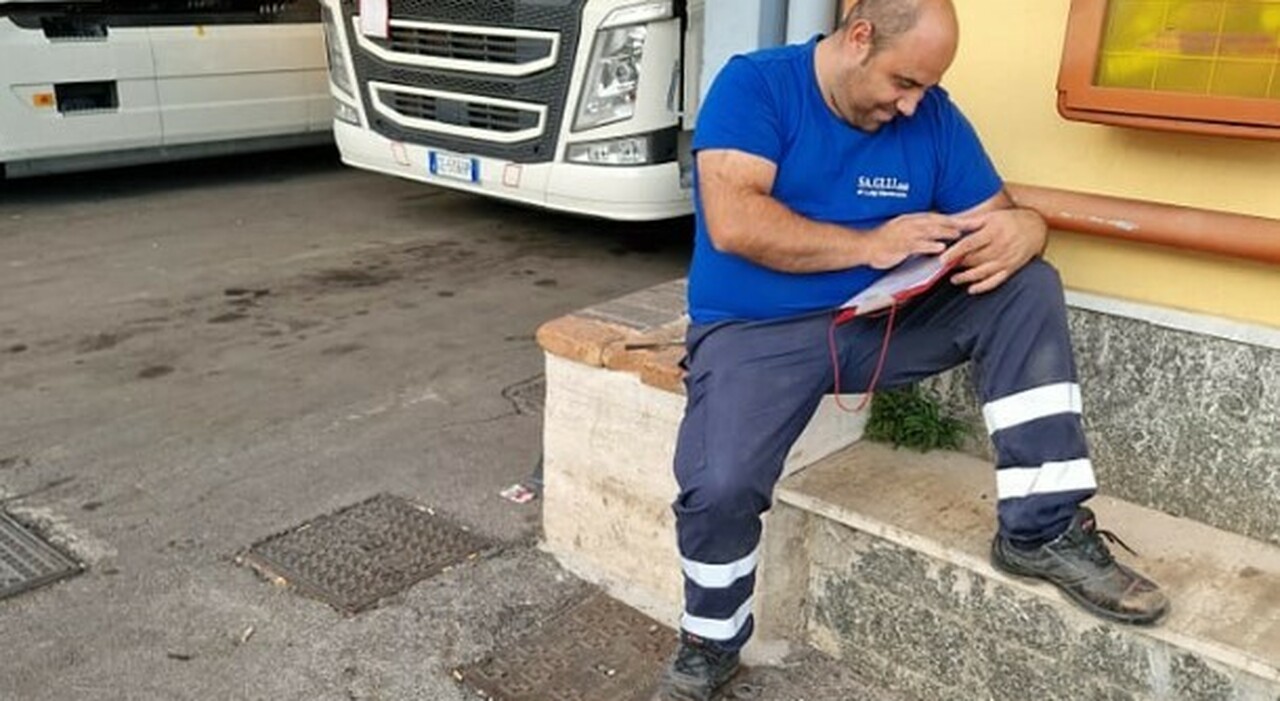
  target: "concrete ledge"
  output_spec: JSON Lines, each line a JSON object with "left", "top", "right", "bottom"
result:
{"left": 774, "top": 442, "right": 1280, "bottom": 699}
{"left": 542, "top": 353, "right": 868, "bottom": 629}
{"left": 537, "top": 279, "right": 870, "bottom": 629}
{"left": 535, "top": 279, "right": 689, "bottom": 394}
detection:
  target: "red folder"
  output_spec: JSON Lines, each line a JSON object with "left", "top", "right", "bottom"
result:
{"left": 835, "top": 254, "right": 959, "bottom": 324}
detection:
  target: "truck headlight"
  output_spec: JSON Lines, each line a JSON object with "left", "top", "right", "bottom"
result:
{"left": 321, "top": 4, "right": 354, "bottom": 97}
{"left": 333, "top": 98, "right": 361, "bottom": 126}
{"left": 566, "top": 136, "right": 650, "bottom": 165}
{"left": 574, "top": 25, "right": 646, "bottom": 131}
{"left": 574, "top": 2, "right": 672, "bottom": 131}
{"left": 564, "top": 129, "right": 677, "bottom": 166}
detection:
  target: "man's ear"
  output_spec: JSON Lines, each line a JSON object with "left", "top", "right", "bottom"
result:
{"left": 844, "top": 18, "right": 875, "bottom": 57}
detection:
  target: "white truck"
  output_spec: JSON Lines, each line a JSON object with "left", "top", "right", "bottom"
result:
{"left": 320, "top": 0, "right": 837, "bottom": 221}
{"left": 319, "top": 0, "right": 702, "bottom": 221}
{"left": 0, "top": 0, "right": 332, "bottom": 178}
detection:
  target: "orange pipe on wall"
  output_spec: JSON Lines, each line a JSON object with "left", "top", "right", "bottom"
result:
{"left": 1007, "top": 183, "right": 1280, "bottom": 266}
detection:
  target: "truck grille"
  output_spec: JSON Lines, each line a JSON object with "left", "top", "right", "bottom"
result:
{"left": 370, "top": 84, "right": 544, "bottom": 142}
{"left": 350, "top": 17, "right": 561, "bottom": 76}
{"left": 389, "top": 26, "right": 553, "bottom": 66}
{"left": 340, "top": 0, "right": 585, "bottom": 164}
{"left": 386, "top": 93, "right": 537, "bottom": 133}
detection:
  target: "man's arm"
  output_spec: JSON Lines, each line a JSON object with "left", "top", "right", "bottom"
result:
{"left": 941, "top": 189, "right": 1048, "bottom": 294}
{"left": 699, "top": 149, "right": 970, "bottom": 273}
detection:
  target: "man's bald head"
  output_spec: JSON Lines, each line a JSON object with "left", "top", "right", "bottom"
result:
{"left": 840, "top": 0, "right": 957, "bottom": 57}
{"left": 819, "top": 0, "right": 960, "bottom": 131}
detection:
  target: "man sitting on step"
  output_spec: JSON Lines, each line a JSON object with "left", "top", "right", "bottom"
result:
{"left": 659, "top": 1, "right": 1169, "bottom": 699}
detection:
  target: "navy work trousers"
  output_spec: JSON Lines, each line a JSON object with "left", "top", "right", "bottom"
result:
{"left": 673, "top": 260, "right": 1096, "bottom": 651}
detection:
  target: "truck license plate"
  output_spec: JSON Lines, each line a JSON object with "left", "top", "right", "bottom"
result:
{"left": 429, "top": 151, "right": 478, "bottom": 183}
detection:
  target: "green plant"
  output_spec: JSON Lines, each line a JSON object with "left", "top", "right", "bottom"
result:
{"left": 864, "top": 385, "right": 969, "bottom": 452}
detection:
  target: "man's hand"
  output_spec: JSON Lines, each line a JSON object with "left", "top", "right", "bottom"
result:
{"left": 941, "top": 208, "right": 1047, "bottom": 294}
{"left": 865, "top": 213, "right": 969, "bottom": 269}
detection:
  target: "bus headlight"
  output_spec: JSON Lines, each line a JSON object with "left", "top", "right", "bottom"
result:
{"left": 321, "top": 4, "right": 354, "bottom": 97}
{"left": 573, "top": 7, "right": 665, "bottom": 131}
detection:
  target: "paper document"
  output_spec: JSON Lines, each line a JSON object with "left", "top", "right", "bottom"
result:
{"left": 360, "top": 0, "right": 389, "bottom": 39}
{"left": 840, "top": 254, "right": 958, "bottom": 315}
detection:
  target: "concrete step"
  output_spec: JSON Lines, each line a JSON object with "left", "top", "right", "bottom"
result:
{"left": 541, "top": 351, "right": 866, "bottom": 625}
{"left": 767, "top": 442, "right": 1280, "bottom": 700}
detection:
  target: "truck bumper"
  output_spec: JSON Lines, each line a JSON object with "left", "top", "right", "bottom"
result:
{"left": 334, "top": 121, "right": 692, "bottom": 221}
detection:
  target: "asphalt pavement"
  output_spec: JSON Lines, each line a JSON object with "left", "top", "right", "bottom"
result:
{"left": 0, "top": 146, "right": 695, "bottom": 700}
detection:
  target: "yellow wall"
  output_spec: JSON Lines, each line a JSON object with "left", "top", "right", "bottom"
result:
{"left": 944, "top": 0, "right": 1280, "bottom": 328}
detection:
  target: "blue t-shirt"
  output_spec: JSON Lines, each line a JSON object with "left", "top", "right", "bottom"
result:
{"left": 689, "top": 38, "right": 1003, "bottom": 323}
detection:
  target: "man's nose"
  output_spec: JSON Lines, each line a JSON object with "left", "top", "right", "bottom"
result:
{"left": 897, "top": 93, "right": 922, "bottom": 118}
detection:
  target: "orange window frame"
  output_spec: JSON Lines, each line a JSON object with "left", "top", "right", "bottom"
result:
{"left": 1058, "top": 0, "right": 1280, "bottom": 140}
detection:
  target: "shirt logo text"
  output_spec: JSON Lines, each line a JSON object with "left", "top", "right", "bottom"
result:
{"left": 857, "top": 175, "right": 910, "bottom": 199}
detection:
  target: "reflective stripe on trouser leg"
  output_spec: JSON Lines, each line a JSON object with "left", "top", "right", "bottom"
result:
{"left": 988, "top": 409, "right": 1097, "bottom": 544}
{"left": 971, "top": 262, "right": 1097, "bottom": 544}
{"left": 673, "top": 316, "right": 832, "bottom": 651}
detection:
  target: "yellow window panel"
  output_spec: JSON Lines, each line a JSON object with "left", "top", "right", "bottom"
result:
{"left": 1095, "top": 0, "right": 1280, "bottom": 100}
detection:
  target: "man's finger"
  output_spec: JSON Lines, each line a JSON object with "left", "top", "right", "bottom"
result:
{"left": 956, "top": 242, "right": 1006, "bottom": 270}
{"left": 941, "top": 232, "right": 986, "bottom": 264}
{"left": 967, "top": 269, "right": 1010, "bottom": 295}
{"left": 951, "top": 215, "right": 987, "bottom": 232}
{"left": 957, "top": 248, "right": 993, "bottom": 272}
{"left": 918, "top": 240, "right": 949, "bottom": 255}
{"left": 932, "top": 226, "right": 963, "bottom": 242}
{"left": 950, "top": 260, "right": 1001, "bottom": 285}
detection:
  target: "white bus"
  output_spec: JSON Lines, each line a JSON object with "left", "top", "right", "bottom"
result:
{"left": 0, "top": 0, "right": 332, "bottom": 178}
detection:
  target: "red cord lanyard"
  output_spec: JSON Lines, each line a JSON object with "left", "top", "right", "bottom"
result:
{"left": 828, "top": 301, "right": 899, "bottom": 413}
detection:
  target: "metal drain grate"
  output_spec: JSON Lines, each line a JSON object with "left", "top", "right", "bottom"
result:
{"left": 457, "top": 592, "right": 678, "bottom": 701}
{"left": 457, "top": 592, "right": 886, "bottom": 700}
{"left": 243, "top": 494, "right": 492, "bottom": 614}
{"left": 0, "top": 511, "right": 82, "bottom": 601}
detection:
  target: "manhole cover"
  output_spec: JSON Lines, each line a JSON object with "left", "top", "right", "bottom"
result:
{"left": 458, "top": 592, "right": 678, "bottom": 701}
{"left": 0, "top": 511, "right": 82, "bottom": 602}
{"left": 242, "top": 494, "right": 492, "bottom": 614}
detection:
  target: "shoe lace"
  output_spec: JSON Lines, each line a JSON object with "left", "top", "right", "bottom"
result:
{"left": 1098, "top": 528, "right": 1139, "bottom": 556}
{"left": 1075, "top": 519, "right": 1139, "bottom": 565}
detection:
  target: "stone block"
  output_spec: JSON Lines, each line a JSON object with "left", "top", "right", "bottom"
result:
{"left": 541, "top": 353, "right": 867, "bottom": 627}
{"left": 782, "top": 443, "right": 1280, "bottom": 700}
{"left": 923, "top": 305, "right": 1280, "bottom": 546}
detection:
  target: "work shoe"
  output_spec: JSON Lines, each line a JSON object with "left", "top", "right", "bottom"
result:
{"left": 657, "top": 631, "right": 740, "bottom": 701}
{"left": 991, "top": 507, "right": 1169, "bottom": 625}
